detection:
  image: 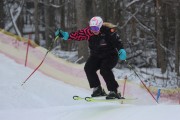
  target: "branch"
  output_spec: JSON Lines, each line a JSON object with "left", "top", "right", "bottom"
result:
{"left": 5, "top": 0, "right": 24, "bottom": 34}
{"left": 38, "top": 0, "right": 70, "bottom": 8}
{"left": 127, "top": 50, "right": 143, "bottom": 60}
{"left": 133, "top": 15, "right": 175, "bottom": 57}
{"left": 140, "top": 69, "right": 170, "bottom": 80}
{"left": 118, "top": 10, "right": 139, "bottom": 29}
{"left": 121, "top": 0, "right": 176, "bottom": 57}
{"left": 119, "top": 0, "right": 153, "bottom": 29}
{"left": 126, "top": 0, "right": 140, "bottom": 8}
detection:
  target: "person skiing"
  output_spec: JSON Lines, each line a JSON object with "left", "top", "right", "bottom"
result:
{"left": 55, "top": 16, "right": 126, "bottom": 99}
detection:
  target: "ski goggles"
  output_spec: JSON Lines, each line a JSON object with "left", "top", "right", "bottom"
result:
{"left": 90, "top": 26, "right": 100, "bottom": 32}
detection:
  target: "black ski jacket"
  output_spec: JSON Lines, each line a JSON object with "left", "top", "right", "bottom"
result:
{"left": 68, "top": 25, "right": 124, "bottom": 57}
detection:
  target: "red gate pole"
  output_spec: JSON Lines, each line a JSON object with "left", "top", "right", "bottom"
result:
{"left": 21, "top": 36, "right": 59, "bottom": 86}
{"left": 122, "top": 75, "right": 127, "bottom": 98}
{"left": 125, "top": 60, "right": 158, "bottom": 104}
{"left": 25, "top": 34, "right": 31, "bottom": 67}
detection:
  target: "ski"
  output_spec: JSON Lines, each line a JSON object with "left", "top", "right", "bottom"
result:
{"left": 73, "top": 96, "right": 137, "bottom": 103}
{"left": 73, "top": 96, "right": 85, "bottom": 100}
{"left": 84, "top": 97, "right": 137, "bottom": 103}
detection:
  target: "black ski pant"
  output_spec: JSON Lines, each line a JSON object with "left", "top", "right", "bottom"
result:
{"left": 84, "top": 53, "right": 119, "bottom": 92}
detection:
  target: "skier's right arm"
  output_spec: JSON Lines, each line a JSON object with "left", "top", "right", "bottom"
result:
{"left": 55, "top": 27, "right": 94, "bottom": 41}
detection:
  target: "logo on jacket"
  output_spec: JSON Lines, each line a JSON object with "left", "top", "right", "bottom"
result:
{"left": 100, "top": 39, "right": 107, "bottom": 46}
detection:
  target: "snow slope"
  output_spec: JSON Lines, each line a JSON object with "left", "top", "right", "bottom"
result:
{"left": 1, "top": 30, "right": 179, "bottom": 104}
{"left": 0, "top": 53, "right": 180, "bottom": 120}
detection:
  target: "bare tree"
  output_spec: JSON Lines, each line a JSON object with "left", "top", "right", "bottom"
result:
{"left": 75, "top": 0, "right": 89, "bottom": 63}
{"left": 6, "top": 0, "right": 24, "bottom": 39}
{"left": 175, "top": 3, "right": 180, "bottom": 76}
{"left": 0, "top": 0, "right": 5, "bottom": 28}
{"left": 34, "top": 0, "right": 39, "bottom": 45}
{"left": 60, "top": 0, "right": 70, "bottom": 51}
{"left": 44, "top": 0, "right": 55, "bottom": 49}
{"left": 155, "top": 0, "right": 167, "bottom": 73}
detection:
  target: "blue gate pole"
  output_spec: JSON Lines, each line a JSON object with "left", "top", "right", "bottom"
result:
{"left": 156, "top": 88, "right": 161, "bottom": 103}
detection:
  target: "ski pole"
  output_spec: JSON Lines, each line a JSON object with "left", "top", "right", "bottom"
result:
{"left": 125, "top": 60, "right": 158, "bottom": 104}
{"left": 21, "top": 36, "right": 59, "bottom": 86}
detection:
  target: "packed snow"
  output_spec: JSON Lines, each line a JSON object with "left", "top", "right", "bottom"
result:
{"left": 0, "top": 53, "right": 179, "bottom": 120}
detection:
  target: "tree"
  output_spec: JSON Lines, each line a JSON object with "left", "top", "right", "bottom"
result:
{"left": 44, "top": 0, "right": 54, "bottom": 49}
{"left": 6, "top": 0, "right": 24, "bottom": 38}
{"left": 0, "top": 0, "right": 5, "bottom": 28}
{"left": 58, "top": 0, "right": 75, "bottom": 51}
{"left": 59, "top": 0, "right": 70, "bottom": 51}
{"left": 75, "top": 0, "right": 89, "bottom": 63}
{"left": 175, "top": 3, "right": 180, "bottom": 76}
{"left": 34, "top": 0, "right": 39, "bottom": 45}
{"left": 155, "top": 0, "right": 167, "bottom": 73}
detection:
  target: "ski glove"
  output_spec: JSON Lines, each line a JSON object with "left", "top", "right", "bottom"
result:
{"left": 55, "top": 29, "right": 69, "bottom": 40}
{"left": 118, "top": 49, "right": 126, "bottom": 60}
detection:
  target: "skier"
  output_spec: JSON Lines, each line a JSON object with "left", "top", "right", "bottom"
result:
{"left": 55, "top": 16, "right": 126, "bottom": 99}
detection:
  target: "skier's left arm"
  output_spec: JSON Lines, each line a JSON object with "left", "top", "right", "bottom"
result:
{"left": 109, "top": 30, "right": 126, "bottom": 60}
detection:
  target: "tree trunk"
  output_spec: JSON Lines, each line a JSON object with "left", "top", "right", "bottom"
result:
{"left": 119, "top": 0, "right": 127, "bottom": 48}
{"left": 75, "top": 0, "right": 89, "bottom": 63}
{"left": 155, "top": 0, "right": 167, "bottom": 73}
{"left": 17, "top": 12, "right": 24, "bottom": 37}
{"left": 156, "top": 0, "right": 162, "bottom": 68}
{"left": 175, "top": 3, "right": 180, "bottom": 76}
{"left": 34, "top": 0, "right": 39, "bottom": 45}
{"left": 130, "top": 5, "right": 137, "bottom": 43}
{"left": 85, "top": 0, "right": 94, "bottom": 19}
{"left": 59, "top": 0, "right": 67, "bottom": 51}
{"left": 44, "top": 0, "right": 51, "bottom": 49}
{"left": 49, "top": 1, "right": 55, "bottom": 42}
{"left": 161, "top": 3, "right": 168, "bottom": 73}
{"left": 0, "top": 0, "right": 4, "bottom": 28}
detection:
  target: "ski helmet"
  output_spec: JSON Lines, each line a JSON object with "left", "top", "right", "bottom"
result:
{"left": 89, "top": 16, "right": 103, "bottom": 31}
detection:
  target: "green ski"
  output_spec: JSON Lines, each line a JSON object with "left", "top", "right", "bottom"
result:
{"left": 73, "top": 96, "right": 137, "bottom": 103}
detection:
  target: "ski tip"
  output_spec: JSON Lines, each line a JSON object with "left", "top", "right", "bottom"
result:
{"left": 73, "top": 96, "right": 84, "bottom": 100}
{"left": 85, "top": 97, "right": 93, "bottom": 102}
{"left": 73, "top": 96, "right": 80, "bottom": 100}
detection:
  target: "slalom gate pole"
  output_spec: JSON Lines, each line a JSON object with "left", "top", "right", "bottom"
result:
{"left": 21, "top": 36, "right": 59, "bottom": 86}
{"left": 121, "top": 76, "right": 127, "bottom": 104}
{"left": 125, "top": 60, "right": 158, "bottom": 104}
{"left": 178, "top": 90, "right": 180, "bottom": 104}
{"left": 122, "top": 76, "right": 127, "bottom": 98}
{"left": 25, "top": 34, "right": 31, "bottom": 67}
{"left": 156, "top": 88, "right": 161, "bottom": 103}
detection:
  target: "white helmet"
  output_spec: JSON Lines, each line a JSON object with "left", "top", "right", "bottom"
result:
{"left": 89, "top": 16, "right": 103, "bottom": 29}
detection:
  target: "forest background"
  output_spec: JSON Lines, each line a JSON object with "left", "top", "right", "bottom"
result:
{"left": 0, "top": 0, "right": 179, "bottom": 87}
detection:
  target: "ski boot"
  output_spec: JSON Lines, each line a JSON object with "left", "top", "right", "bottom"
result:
{"left": 91, "top": 86, "right": 107, "bottom": 97}
{"left": 106, "top": 91, "right": 122, "bottom": 99}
